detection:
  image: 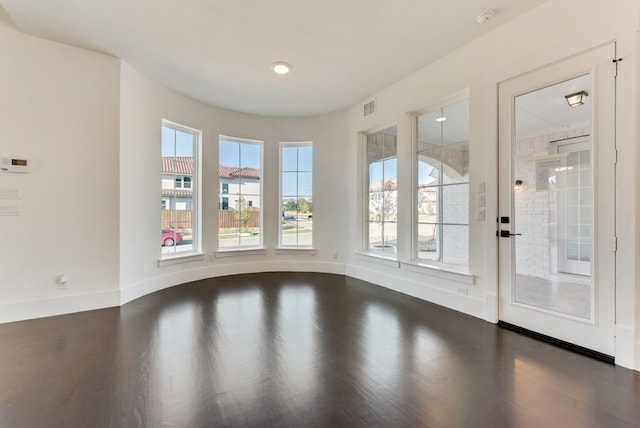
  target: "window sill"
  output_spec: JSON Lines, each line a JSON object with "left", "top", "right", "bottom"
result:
{"left": 215, "top": 247, "right": 267, "bottom": 258}
{"left": 274, "top": 247, "right": 317, "bottom": 255}
{"left": 158, "top": 252, "right": 206, "bottom": 267}
{"left": 354, "top": 252, "right": 400, "bottom": 268}
{"left": 400, "top": 260, "right": 475, "bottom": 285}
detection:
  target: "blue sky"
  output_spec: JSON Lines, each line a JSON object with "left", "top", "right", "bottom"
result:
{"left": 219, "top": 139, "right": 261, "bottom": 169}
{"left": 162, "top": 126, "right": 194, "bottom": 157}
{"left": 369, "top": 157, "right": 437, "bottom": 186}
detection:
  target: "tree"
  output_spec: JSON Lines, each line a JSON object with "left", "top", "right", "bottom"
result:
{"left": 235, "top": 197, "right": 250, "bottom": 232}
{"left": 284, "top": 199, "right": 298, "bottom": 211}
{"left": 298, "top": 198, "right": 311, "bottom": 213}
{"left": 369, "top": 179, "right": 397, "bottom": 222}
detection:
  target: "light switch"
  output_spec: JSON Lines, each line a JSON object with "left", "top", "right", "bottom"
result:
{"left": 476, "top": 208, "right": 486, "bottom": 222}
{"left": 476, "top": 181, "right": 486, "bottom": 194}
{"left": 476, "top": 194, "right": 486, "bottom": 207}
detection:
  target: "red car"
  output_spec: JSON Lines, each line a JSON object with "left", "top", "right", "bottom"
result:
{"left": 161, "top": 229, "right": 183, "bottom": 246}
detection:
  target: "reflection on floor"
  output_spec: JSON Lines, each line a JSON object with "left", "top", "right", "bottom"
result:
{"left": 515, "top": 274, "right": 591, "bottom": 319}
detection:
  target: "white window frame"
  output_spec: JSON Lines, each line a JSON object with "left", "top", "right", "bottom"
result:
{"left": 160, "top": 119, "right": 202, "bottom": 261}
{"left": 413, "top": 96, "right": 469, "bottom": 269}
{"left": 363, "top": 125, "right": 399, "bottom": 260}
{"left": 278, "top": 141, "right": 313, "bottom": 249}
{"left": 217, "top": 135, "right": 264, "bottom": 252}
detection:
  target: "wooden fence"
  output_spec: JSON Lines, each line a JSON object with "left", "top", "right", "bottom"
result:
{"left": 161, "top": 209, "right": 260, "bottom": 230}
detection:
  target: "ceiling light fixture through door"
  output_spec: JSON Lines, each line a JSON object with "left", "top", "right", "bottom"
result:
{"left": 564, "top": 90, "right": 588, "bottom": 107}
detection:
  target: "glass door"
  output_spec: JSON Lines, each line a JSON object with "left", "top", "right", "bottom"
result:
{"left": 498, "top": 44, "right": 616, "bottom": 356}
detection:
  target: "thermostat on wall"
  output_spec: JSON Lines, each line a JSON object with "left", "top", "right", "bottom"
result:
{"left": 0, "top": 157, "right": 30, "bottom": 173}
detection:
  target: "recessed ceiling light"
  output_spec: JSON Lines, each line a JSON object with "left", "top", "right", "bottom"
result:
{"left": 271, "top": 61, "right": 291, "bottom": 75}
{"left": 435, "top": 116, "right": 447, "bottom": 122}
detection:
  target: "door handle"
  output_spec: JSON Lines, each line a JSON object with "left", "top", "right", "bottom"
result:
{"left": 499, "top": 230, "right": 522, "bottom": 238}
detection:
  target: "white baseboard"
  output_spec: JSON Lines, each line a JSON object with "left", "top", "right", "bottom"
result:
{"left": 345, "top": 263, "right": 486, "bottom": 320}
{"left": 614, "top": 323, "right": 637, "bottom": 370}
{"left": 0, "top": 288, "right": 120, "bottom": 324}
{"left": 120, "top": 261, "right": 345, "bottom": 306}
{"left": 485, "top": 292, "right": 499, "bottom": 323}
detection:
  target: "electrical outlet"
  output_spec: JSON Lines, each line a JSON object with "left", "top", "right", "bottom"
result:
{"left": 457, "top": 287, "right": 468, "bottom": 296}
{"left": 332, "top": 251, "right": 338, "bottom": 260}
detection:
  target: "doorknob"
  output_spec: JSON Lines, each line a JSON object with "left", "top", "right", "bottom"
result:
{"left": 499, "top": 230, "right": 522, "bottom": 238}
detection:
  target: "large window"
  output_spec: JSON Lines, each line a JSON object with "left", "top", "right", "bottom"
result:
{"left": 366, "top": 125, "right": 398, "bottom": 257}
{"left": 218, "top": 136, "right": 263, "bottom": 250}
{"left": 416, "top": 99, "right": 469, "bottom": 267}
{"left": 280, "top": 142, "right": 313, "bottom": 248}
{"left": 161, "top": 121, "right": 201, "bottom": 257}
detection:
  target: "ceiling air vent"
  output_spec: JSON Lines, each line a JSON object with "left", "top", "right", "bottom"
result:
{"left": 363, "top": 98, "right": 376, "bottom": 117}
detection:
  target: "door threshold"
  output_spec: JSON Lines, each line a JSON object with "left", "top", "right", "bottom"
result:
{"left": 498, "top": 321, "right": 614, "bottom": 364}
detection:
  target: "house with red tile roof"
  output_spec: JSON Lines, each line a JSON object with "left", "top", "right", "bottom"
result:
{"left": 162, "top": 157, "right": 261, "bottom": 211}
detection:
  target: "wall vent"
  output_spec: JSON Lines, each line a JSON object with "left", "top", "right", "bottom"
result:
{"left": 363, "top": 98, "right": 376, "bottom": 117}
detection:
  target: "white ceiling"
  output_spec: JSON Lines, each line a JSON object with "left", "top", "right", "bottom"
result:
{"left": 1, "top": 0, "right": 547, "bottom": 117}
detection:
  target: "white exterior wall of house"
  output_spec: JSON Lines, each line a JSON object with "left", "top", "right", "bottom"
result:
{"left": 514, "top": 127, "right": 591, "bottom": 280}
{"left": 0, "top": 0, "right": 639, "bottom": 370}
{"left": 161, "top": 174, "right": 193, "bottom": 210}
{"left": 219, "top": 178, "right": 261, "bottom": 210}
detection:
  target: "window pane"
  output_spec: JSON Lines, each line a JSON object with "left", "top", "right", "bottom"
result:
{"left": 415, "top": 98, "right": 469, "bottom": 268}
{"left": 219, "top": 137, "right": 263, "bottom": 250}
{"left": 175, "top": 130, "right": 193, "bottom": 156}
{"left": 368, "top": 221, "right": 397, "bottom": 255}
{"left": 442, "top": 225, "right": 469, "bottom": 266}
{"left": 442, "top": 183, "right": 469, "bottom": 224}
{"left": 442, "top": 142, "right": 469, "bottom": 186}
{"left": 282, "top": 146, "right": 298, "bottom": 172}
{"left": 240, "top": 143, "right": 261, "bottom": 169}
{"left": 282, "top": 172, "right": 298, "bottom": 197}
{"left": 219, "top": 140, "right": 239, "bottom": 166}
{"left": 279, "top": 143, "right": 313, "bottom": 247}
{"left": 298, "top": 172, "right": 312, "bottom": 196}
{"left": 298, "top": 146, "right": 313, "bottom": 172}
{"left": 418, "top": 223, "right": 438, "bottom": 260}
{"left": 417, "top": 187, "right": 438, "bottom": 223}
{"left": 382, "top": 190, "right": 398, "bottom": 221}
{"left": 161, "top": 123, "right": 199, "bottom": 257}
{"left": 418, "top": 155, "right": 441, "bottom": 187}
{"left": 369, "top": 161, "right": 383, "bottom": 190}
{"left": 366, "top": 126, "right": 397, "bottom": 256}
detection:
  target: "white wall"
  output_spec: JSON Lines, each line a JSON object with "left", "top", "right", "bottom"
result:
{"left": 343, "top": 0, "right": 639, "bottom": 369}
{"left": 0, "top": 10, "right": 121, "bottom": 322}
{"left": 119, "top": 63, "right": 348, "bottom": 304}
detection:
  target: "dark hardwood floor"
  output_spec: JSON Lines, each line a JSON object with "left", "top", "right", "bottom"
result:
{"left": 0, "top": 272, "right": 638, "bottom": 427}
